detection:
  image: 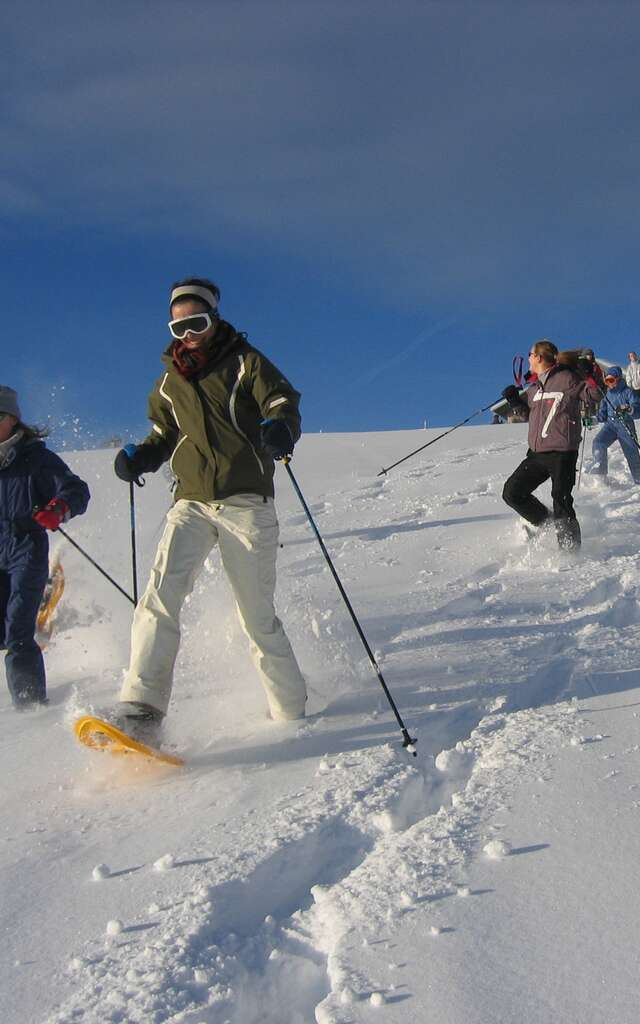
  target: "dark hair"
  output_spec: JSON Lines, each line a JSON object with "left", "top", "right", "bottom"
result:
{"left": 15, "top": 421, "right": 49, "bottom": 441}
{"left": 557, "top": 349, "right": 580, "bottom": 369}
{"left": 531, "top": 339, "right": 558, "bottom": 366}
{"left": 169, "top": 277, "right": 220, "bottom": 313}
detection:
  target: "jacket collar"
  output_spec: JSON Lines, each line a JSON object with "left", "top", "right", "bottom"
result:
{"left": 161, "top": 319, "right": 242, "bottom": 376}
{"left": 0, "top": 430, "right": 24, "bottom": 471}
{"left": 536, "top": 363, "right": 567, "bottom": 388}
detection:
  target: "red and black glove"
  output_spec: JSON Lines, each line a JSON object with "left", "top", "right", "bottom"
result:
{"left": 33, "top": 498, "right": 70, "bottom": 531}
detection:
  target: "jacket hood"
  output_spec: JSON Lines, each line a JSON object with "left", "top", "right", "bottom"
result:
{"left": 0, "top": 435, "right": 46, "bottom": 472}
{"left": 536, "top": 363, "right": 576, "bottom": 384}
{"left": 605, "top": 365, "right": 623, "bottom": 378}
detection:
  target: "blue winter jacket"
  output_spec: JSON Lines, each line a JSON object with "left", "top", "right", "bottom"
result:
{"left": 0, "top": 438, "right": 90, "bottom": 550}
{"left": 596, "top": 381, "right": 640, "bottom": 424}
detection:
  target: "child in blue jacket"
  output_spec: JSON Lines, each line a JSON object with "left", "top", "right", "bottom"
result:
{"left": 0, "top": 386, "right": 90, "bottom": 708}
{"left": 591, "top": 366, "right": 640, "bottom": 484}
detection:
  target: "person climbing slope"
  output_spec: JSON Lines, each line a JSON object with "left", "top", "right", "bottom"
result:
{"left": 0, "top": 386, "right": 90, "bottom": 708}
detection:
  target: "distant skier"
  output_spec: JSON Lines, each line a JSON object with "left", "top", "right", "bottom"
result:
{"left": 501, "top": 339, "right": 601, "bottom": 550}
{"left": 590, "top": 366, "right": 640, "bottom": 484}
{"left": 112, "top": 277, "right": 307, "bottom": 738}
{"left": 579, "top": 348, "right": 605, "bottom": 390}
{"left": 0, "top": 386, "right": 90, "bottom": 708}
{"left": 624, "top": 351, "right": 640, "bottom": 395}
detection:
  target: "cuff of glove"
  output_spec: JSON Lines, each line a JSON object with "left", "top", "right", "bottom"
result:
{"left": 260, "top": 419, "right": 295, "bottom": 458}
{"left": 33, "top": 499, "right": 70, "bottom": 529}
{"left": 48, "top": 498, "right": 70, "bottom": 521}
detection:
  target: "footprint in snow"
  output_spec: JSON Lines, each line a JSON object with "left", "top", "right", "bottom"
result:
{"left": 473, "top": 562, "right": 502, "bottom": 581}
{"left": 285, "top": 502, "right": 331, "bottom": 525}
{"left": 467, "top": 481, "right": 491, "bottom": 496}
{"left": 406, "top": 464, "right": 435, "bottom": 478}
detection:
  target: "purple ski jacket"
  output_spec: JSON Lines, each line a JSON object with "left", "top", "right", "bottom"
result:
{"left": 518, "top": 365, "right": 601, "bottom": 453}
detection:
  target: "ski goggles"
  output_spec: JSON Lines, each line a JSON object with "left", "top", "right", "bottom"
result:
{"left": 604, "top": 374, "right": 621, "bottom": 384}
{"left": 168, "top": 312, "right": 216, "bottom": 340}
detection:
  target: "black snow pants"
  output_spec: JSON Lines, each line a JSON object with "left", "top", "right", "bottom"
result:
{"left": 0, "top": 531, "right": 49, "bottom": 706}
{"left": 502, "top": 449, "right": 581, "bottom": 549}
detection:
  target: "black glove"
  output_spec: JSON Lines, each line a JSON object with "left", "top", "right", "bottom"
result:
{"left": 260, "top": 419, "right": 294, "bottom": 460}
{"left": 114, "top": 444, "right": 148, "bottom": 484}
{"left": 502, "top": 385, "right": 521, "bottom": 406}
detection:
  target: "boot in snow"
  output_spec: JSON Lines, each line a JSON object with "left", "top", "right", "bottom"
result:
{"left": 111, "top": 701, "right": 165, "bottom": 744}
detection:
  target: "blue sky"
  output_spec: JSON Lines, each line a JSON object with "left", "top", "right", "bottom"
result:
{"left": 3, "top": 1, "right": 640, "bottom": 447}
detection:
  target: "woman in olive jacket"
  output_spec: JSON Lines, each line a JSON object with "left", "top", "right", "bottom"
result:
{"left": 113, "top": 278, "right": 307, "bottom": 736}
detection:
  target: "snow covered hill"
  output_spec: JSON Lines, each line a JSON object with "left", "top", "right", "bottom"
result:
{"left": 2, "top": 423, "right": 640, "bottom": 1024}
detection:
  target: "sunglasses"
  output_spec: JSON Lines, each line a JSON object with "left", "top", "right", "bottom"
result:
{"left": 168, "top": 312, "right": 215, "bottom": 340}
{"left": 604, "top": 375, "right": 620, "bottom": 383}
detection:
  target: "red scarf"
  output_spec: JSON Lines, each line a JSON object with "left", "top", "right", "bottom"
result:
{"left": 171, "top": 340, "right": 211, "bottom": 379}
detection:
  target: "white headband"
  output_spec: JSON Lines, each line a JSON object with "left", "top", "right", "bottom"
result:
{"left": 170, "top": 284, "right": 218, "bottom": 310}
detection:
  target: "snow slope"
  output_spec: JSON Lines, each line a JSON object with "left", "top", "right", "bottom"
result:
{"left": 2, "top": 423, "right": 640, "bottom": 1023}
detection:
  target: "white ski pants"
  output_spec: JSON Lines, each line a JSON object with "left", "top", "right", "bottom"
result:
{"left": 120, "top": 495, "right": 307, "bottom": 720}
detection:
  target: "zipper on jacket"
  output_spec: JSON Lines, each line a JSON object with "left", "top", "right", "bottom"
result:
{"left": 229, "top": 354, "right": 265, "bottom": 476}
{"left": 192, "top": 380, "right": 219, "bottom": 496}
{"left": 159, "top": 372, "right": 186, "bottom": 482}
{"left": 533, "top": 377, "right": 545, "bottom": 451}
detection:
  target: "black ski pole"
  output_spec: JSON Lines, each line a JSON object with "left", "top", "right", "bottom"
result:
{"left": 57, "top": 527, "right": 135, "bottom": 605}
{"left": 577, "top": 421, "right": 585, "bottom": 489}
{"left": 129, "top": 481, "right": 139, "bottom": 605}
{"left": 378, "top": 397, "right": 503, "bottom": 477}
{"left": 282, "top": 458, "right": 417, "bottom": 756}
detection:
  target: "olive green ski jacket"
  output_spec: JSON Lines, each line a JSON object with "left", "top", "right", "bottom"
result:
{"left": 138, "top": 321, "right": 301, "bottom": 502}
